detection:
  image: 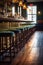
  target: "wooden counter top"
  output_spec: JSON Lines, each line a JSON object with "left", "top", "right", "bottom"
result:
{"left": 0, "top": 17, "right": 33, "bottom": 22}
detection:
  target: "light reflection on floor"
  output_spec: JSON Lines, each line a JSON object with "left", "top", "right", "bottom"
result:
{"left": 11, "top": 31, "right": 43, "bottom": 65}
{"left": 24, "top": 31, "right": 39, "bottom": 65}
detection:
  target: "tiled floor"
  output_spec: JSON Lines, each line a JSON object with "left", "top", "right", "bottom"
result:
{"left": 11, "top": 31, "right": 43, "bottom": 65}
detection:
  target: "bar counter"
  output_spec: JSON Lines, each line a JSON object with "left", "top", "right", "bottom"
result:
{"left": 0, "top": 17, "right": 36, "bottom": 62}
{"left": 0, "top": 24, "right": 35, "bottom": 32}
{"left": 0, "top": 17, "right": 33, "bottom": 22}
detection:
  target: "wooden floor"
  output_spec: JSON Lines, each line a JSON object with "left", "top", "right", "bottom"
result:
{"left": 11, "top": 31, "right": 43, "bottom": 65}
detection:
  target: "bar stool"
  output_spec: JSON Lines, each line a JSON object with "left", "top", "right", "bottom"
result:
{"left": 26, "top": 27, "right": 29, "bottom": 38}
{"left": 19, "top": 28, "right": 24, "bottom": 48}
{"left": 24, "top": 27, "right": 28, "bottom": 42}
{"left": 10, "top": 29, "right": 21, "bottom": 55}
{"left": 24, "top": 27, "right": 27, "bottom": 42}
{"left": 0, "top": 31, "right": 14, "bottom": 62}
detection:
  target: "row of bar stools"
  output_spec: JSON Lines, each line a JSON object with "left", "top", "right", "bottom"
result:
{"left": 0, "top": 26, "right": 36, "bottom": 63}
{"left": 0, "top": 31, "right": 14, "bottom": 62}
{"left": 11, "top": 26, "right": 36, "bottom": 58}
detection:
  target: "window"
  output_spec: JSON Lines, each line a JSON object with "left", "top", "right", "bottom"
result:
{"left": 27, "top": 6, "right": 37, "bottom": 23}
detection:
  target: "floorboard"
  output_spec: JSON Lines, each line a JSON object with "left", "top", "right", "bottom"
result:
{"left": 11, "top": 31, "right": 43, "bottom": 65}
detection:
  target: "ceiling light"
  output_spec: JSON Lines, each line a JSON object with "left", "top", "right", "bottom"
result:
{"left": 19, "top": 1, "right": 23, "bottom": 6}
{"left": 12, "top": 0, "right": 18, "bottom": 3}
{"left": 38, "top": 11, "right": 41, "bottom": 15}
{"left": 23, "top": 4, "right": 27, "bottom": 9}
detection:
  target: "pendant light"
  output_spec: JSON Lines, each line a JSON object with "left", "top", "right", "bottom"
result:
{"left": 23, "top": 4, "right": 27, "bottom": 9}
{"left": 19, "top": 1, "right": 23, "bottom": 6}
{"left": 12, "top": 0, "right": 18, "bottom": 3}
